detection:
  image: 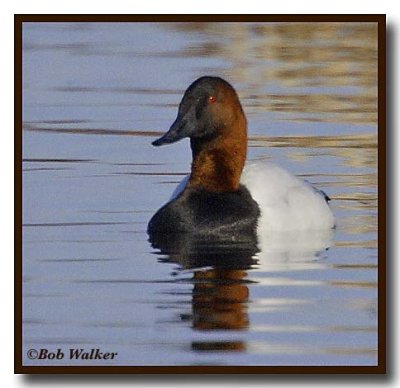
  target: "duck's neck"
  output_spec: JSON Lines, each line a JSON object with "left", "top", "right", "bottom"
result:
{"left": 188, "top": 117, "right": 247, "bottom": 193}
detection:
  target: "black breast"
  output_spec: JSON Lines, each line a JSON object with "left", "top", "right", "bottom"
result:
{"left": 147, "top": 185, "right": 260, "bottom": 244}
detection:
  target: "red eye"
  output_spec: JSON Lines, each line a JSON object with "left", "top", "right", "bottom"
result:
{"left": 208, "top": 96, "right": 216, "bottom": 104}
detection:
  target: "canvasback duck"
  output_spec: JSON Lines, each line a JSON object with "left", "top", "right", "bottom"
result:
{"left": 147, "top": 76, "right": 335, "bottom": 242}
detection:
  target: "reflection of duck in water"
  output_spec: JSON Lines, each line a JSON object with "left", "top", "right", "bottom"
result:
{"left": 157, "top": 236, "right": 256, "bottom": 353}
{"left": 148, "top": 76, "right": 334, "bottom": 247}
{"left": 153, "top": 228, "right": 333, "bottom": 354}
{"left": 190, "top": 268, "right": 249, "bottom": 352}
{"left": 152, "top": 230, "right": 334, "bottom": 354}
{"left": 191, "top": 268, "right": 250, "bottom": 331}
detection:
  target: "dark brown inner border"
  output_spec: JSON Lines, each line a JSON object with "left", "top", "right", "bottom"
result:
{"left": 14, "top": 14, "right": 386, "bottom": 375}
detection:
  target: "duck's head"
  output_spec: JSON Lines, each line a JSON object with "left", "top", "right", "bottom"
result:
{"left": 153, "top": 76, "right": 247, "bottom": 192}
{"left": 152, "top": 76, "right": 246, "bottom": 148}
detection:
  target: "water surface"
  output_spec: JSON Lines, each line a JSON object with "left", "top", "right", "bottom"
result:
{"left": 22, "top": 22, "right": 378, "bottom": 366}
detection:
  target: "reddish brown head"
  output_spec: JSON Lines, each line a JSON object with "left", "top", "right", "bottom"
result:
{"left": 152, "top": 76, "right": 247, "bottom": 192}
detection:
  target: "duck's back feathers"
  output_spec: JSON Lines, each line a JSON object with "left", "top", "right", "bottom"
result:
{"left": 241, "top": 162, "right": 335, "bottom": 231}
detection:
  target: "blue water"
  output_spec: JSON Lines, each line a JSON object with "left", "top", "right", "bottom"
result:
{"left": 22, "top": 22, "right": 377, "bottom": 366}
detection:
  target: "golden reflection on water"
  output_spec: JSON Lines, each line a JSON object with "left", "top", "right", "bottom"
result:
{"left": 171, "top": 22, "right": 377, "bottom": 125}
{"left": 249, "top": 134, "right": 377, "bottom": 174}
